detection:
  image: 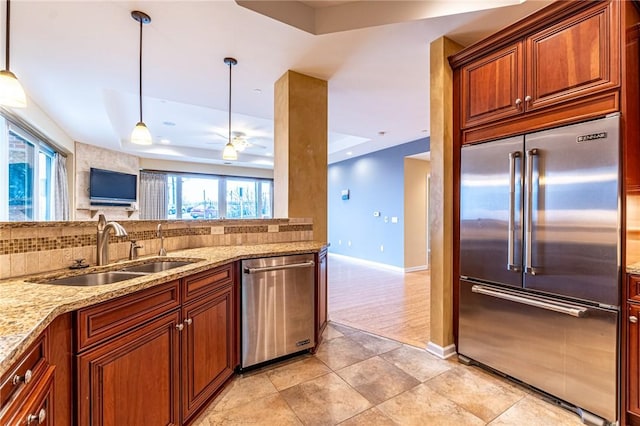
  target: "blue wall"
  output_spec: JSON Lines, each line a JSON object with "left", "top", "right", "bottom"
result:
{"left": 328, "top": 138, "right": 430, "bottom": 267}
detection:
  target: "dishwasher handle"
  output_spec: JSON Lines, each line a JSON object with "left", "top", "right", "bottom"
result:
{"left": 244, "top": 260, "right": 315, "bottom": 274}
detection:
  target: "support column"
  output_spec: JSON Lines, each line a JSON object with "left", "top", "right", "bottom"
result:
{"left": 273, "top": 71, "right": 328, "bottom": 242}
{"left": 427, "top": 37, "right": 463, "bottom": 359}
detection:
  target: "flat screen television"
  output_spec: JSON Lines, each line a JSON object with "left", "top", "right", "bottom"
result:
{"left": 89, "top": 167, "right": 137, "bottom": 205}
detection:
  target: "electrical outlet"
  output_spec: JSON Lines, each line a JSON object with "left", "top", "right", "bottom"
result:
{"left": 391, "top": 216, "right": 398, "bottom": 223}
{"left": 211, "top": 226, "right": 224, "bottom": 235}
{"left": 373, "top": 211, "right": 380, "bottom": 217}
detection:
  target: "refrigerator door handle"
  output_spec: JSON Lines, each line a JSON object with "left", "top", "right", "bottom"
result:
{"left": 471, "top": 285, "right": 588, "bottom": 317}
{"left": 508, "top": 151, "right": 522, "bottom": 272}
{"left": 524, "top": 148, "right": 539, "bottom": 275}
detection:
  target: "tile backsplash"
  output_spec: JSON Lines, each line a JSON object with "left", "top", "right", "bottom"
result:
{"left": 0, "top": 218, "right": 313, "bottom": 280}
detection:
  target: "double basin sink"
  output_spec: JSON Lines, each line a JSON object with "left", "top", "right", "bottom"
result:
{"left": 35, "top": 259, "right": 199, "bottom": 286}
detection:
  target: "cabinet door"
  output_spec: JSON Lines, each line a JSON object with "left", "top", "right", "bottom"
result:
{"left": 460, "top": 42, "right": 524, "bottom": 128}
{"left": 181, "top": 285, "right": 235, "bottom": 422}
{"left": 525, "top": 0, "right": 619, "bottom": 111}
{"left": 77, "top": 311, "right": 181, "bottom": 426}
{"left": 630, "top": 304, "right": 640, "bottom": 423}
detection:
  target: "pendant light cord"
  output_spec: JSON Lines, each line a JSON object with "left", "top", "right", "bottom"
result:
{"left": 5, "top": 0, "right": 10, "bottom": 70}
{"left": 138, "top": 16, "right": 143, "bottom": 123}
{"left": 228, "top": 60, "right": 232, "bottom": 145}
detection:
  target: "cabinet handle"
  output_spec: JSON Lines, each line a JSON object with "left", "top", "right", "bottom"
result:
{"left": 525, "top": 95, "right": 532, "bottom": 103}
{"left": 26, "top": 408, "right": 46, "bottom": 424}
{"left": 12, "top": 369, "right": 32, "bottom": 386}
{"left": 175, "top": 323, "right": 184, "bottom": 331}
{"left": 515, "top": 98, "right": 522, "bottom": 106}
{"left": 184, "top": 318, "right": 193, "bottom": 326}
{"left": 631, "top": 316, "right": 638, "bottom": 324}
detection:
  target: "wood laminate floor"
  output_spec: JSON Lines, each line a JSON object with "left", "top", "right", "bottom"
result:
{"left": 327, "top": 254, "right": 430, "bottom": 348}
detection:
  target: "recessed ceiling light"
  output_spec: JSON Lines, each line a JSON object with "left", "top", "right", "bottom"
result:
{"left": 346, "top": 151, "right": 353, "bottom": 156}
{"left": 159, "top": 138, "right": 171, "bottom": 144}
{"left": 421, "top": 129, "right": 428, "bottom": 133}
{"left": 378, "top": 131, "right": 386, "bottom": 136}
{"left": 162, "top": 121, "right": 176, "bottom": 127}
{"left": 253, "top": 88, "right": 262, "bottom": 94}
{"left": 223, "top": 162, "right": 232, "bottom": 165}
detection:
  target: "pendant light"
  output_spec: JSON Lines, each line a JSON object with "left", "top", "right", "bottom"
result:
{"left": 222, "top": 57, "right": 238, "bottom": 161}
{"left": 130, "top": 10, "right": 152, "bottom": 145}
{"left": 0, "top": 0, "right": 26, "bottom": 108}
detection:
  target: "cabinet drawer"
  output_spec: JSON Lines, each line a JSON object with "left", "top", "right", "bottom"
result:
{"left": 0, "top": 331, "right": 49, "bottom": 412}
{"left": 1, "top": 366, "right": 54, "bottom": 426}
{"left": 183, "top": 263, "right": 234, "bottom": 303}
{"left": 629, "top": 275, "right": 640, "bottom": 302}
{"left": 76, "top": 280, "right": 181, "bottom": 352}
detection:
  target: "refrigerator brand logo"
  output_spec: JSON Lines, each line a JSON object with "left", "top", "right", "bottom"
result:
{"left": 576, "top": 132, "right": 607, "bottom": 143}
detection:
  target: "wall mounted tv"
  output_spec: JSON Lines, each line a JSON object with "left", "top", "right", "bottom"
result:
{"left": 89, "top": 167, "right": 137, "bottom": 206}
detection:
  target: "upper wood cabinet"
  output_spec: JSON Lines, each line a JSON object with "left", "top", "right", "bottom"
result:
{"left": 458, "top": 0, "right": 619, "bottom": 130}
{"left": 525, "top": 2, "right": 619, "bottom": 111}
{"left": 461, "top": 43, "right": 523, "bottom": 128}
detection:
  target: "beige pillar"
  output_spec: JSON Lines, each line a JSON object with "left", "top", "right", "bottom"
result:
{"left": 427, "top": 37, "right": 463, "bottom": 358}
{"left": 273, "top": 71, "right": 328, "bottom": 242}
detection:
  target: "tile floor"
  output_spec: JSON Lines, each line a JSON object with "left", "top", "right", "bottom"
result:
{"left": 192, "top": 322, "right": 583, "bottom": 425}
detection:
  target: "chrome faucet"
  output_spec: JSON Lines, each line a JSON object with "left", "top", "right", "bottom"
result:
{"left": 96, "top": 214, "right": 128, "bottom": 266}
{"left": 129, "top": 240, "right": 143, "bottom": 260}
{"left": 157, "top": 223, "right": 167, "bottom": 256}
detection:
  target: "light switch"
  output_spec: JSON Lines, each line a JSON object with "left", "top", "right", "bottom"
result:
{"left": 391, "top": 217, "right": 398, "bottom": 223}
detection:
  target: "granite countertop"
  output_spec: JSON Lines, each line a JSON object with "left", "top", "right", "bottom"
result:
{"left": 0, "top": 242, "right": 327, "bottom": 378}
{"left": 628, "top": 263, "right": 640, "bottom": 275}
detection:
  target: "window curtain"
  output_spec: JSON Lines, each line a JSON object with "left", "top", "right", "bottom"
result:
{"left": 140, "top": 171, "right": 167, "bottom": 219}
{"left": 53, "top": 153, "right": 69, "bottom": 220}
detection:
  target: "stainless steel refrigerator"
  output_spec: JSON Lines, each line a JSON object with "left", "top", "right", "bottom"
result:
{"left": 458, "top": 114, "right": 620, "bottom": 424}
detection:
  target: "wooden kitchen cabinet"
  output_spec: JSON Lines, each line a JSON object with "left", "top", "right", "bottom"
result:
{"left": 77, "top": 310, "right": 182, "bottom": 426}
{"left": 181, "top": 282, "right": 235, "bottom": 423}
{"left": 2, "top": 366, "right": 55, "bottom": 426}
{"left": 460, "top": 43, "right": 523, "bottom": 128}
{"left": 457, "top": 0, "right": 619, "bottom": 132}
{"left": 75, "top": 264, "right": 237, "bottom": 425}
{"left": 629, "top": 302, "right": 640, "bottom": 425}
{"left": 0, "top": 332, "right": 51, "bottom": 426}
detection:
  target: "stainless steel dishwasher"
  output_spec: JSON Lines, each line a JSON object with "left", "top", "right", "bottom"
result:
{"left": 241, "top": 254, "right": 316, "bottom": 369}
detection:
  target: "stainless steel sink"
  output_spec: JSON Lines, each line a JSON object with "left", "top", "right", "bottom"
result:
{"left": 42, "top": 271, "right": 147, "bottom": 286}
{"left": 119, "top": 261, "right": 193, "bottom": 273}
{"left": 34, "top": 259, "right": 200, "bottom": 286}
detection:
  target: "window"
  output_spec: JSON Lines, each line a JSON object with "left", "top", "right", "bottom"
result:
{"left": 0, "top": 115, "right": 58, "bottom": 221}
{"left": 164, "top": 172, "right": 272, "bottom": 220}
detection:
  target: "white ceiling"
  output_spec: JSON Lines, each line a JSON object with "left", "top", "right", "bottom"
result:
{"left": 3, "top": 0, "right": 552, "bottom": 169}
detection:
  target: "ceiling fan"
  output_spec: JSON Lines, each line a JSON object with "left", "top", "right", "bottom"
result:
{"left": 208, "top": 130, "right": 269, "bottom": 152}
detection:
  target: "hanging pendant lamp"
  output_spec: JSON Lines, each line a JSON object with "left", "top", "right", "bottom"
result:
{"left": 130, "top": 10, "right": 152, "bottom": 145}
{"left": 222, "top": 57, "right": 238, "bottom": 161}
{"left": 0, "top": 0, "right": 26, "bottom": 108}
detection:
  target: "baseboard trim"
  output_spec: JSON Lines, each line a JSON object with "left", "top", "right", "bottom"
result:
{"left": 426, "top": 342, "right": 457, "bottom": 359}
{"left": 404, "top": 265, "right": 429, "bottom": 272}
{"left": 327, "top": 253, "right": 405, "bottom": 272}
